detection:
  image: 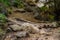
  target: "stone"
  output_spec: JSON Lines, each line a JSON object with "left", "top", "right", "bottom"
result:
{"left": 22, "top": 23, "right": 40, "bottom": 33}
{"left": 36, "top": 2, "right": 44, "bottom": 7}
{"left": 14, "top": 9, "right": 26, "bottom": 13}
{"left": 36, "top": 0, "right": 45, "bottom": 7}
{"left": 10, "top": 24, "right": 22, "bottom": 31}
{"left": 40, "top": 28, "right": 47, "bottom": 34}
{"left": 51, "top": 22, "right": 58, "bottom": 27}
{"left": 15, "top": 31, "right": 28, "bottom": 37}
{"left": 24, "top": 6, "right": 33, "bottom": 12}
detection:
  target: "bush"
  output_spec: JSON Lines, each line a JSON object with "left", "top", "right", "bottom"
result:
{"left": 0, "top": 14, "right": 7, "bottom": 39}
{"left": 48, "top": 14, "right": 55, "bottom": 21}
{"left": 0, "top": 14, "right": 6, "bottom": 23}
{"left": 0, "top": 0, "right": 10, "bottom": 7}
{"left": 40, "top": 6, "right": 48, "bottom": 11}
{"left": 13, "top": 0, "right": 25, "bottom": 8}
{"left": 0, "top": 28, "right": 5, "bottom": 35}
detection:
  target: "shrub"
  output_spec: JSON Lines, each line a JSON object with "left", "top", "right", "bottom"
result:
{"left": 0, "top": 0, "right": 10, "bottom": 7}
{"left": 48, "top": 14, "right": 55, "bottom": 21}
{"left": 40, "top": 6, "right": 48, "bottom": 11}
{"left": 0, "top": 28, "right": 5, "bottom": 35}
{"left": 0, "top": 13, "right": 6, "bottom": 23}
{"left": 13, "top": 0, "right": 25, "bottom": 8}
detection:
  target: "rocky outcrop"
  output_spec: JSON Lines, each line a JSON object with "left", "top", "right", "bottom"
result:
{"left": 3, "top": 17, "right": 60, "bottom": 40}
{"left": 0, "top": 0, "right": 60, "bottom": 40}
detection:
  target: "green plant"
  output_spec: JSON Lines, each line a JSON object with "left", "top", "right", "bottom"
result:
{"left": 40, "top": 6, "right": 48, "bottom": 11}
{"left": 0, "top": 28, "right": 5, "bottom": 35}
{"left": 0, "top": 0, "right": 10, "bottom": 7}
{"left": 14, "top": 0, "right": 25, "bottom": 8}
{"left": 0, "top": 14, "right": 6, "bottom": 38}
{"left": 0, "top": 7, "right": 2, "bottom": 12}
{"left": 48, "top": 14, "right": 55, "bottom": 21}
{"left": 0, "top": 14, "right": 6, "bottom": 23}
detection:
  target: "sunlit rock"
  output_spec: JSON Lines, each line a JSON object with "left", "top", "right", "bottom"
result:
{"left": 36, "top": 2, "right": 44, "bottom": 7}
{"left": 10, "top": 24, "right": 22, "bottom": 31}
{"left": 15, "top": 31, "right": 28, "bottom": 37}
{"left": 22, "top": 23, "right": 40, "bottom": 33}
{"left": 36, "top": 0, "right": 49, "bottom": 7}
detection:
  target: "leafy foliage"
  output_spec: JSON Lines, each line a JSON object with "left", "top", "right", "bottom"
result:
{"left": 48, "top": 14, "right": 55, "bottom": 21}
{"left": 0, "top": 14, "right": 6, "bottom": 23}
{"left": 0, "top": 0, "right": 25, "bottom": 8}
{"left": 0, "top": 0, "right": 10, "bottom": 7}
{"left": 13, "top": 0, "right": 25, "bottom": 8}
{"left": 40, "top": 6, "right": 49, "bottom": 12}
{"left": 0, "top": 14, "right": 6, "bottom": 38}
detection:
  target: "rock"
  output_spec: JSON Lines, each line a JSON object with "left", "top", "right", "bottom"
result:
{"left": 9, "top": 23, "right": 40, "bottom": 33}
{"left": 51, "top": 22, "right": 58, "bottom": 27}
{"left": 15, "top": 18, "right": 27, "bottom": 22}
{"left": 39, "top": 0, "right": 48, "bottom": 3}
{"left": 10, "top": 24, "right": 22, "bottom": 31}
{"left": 15, "top": 31, "right": 28, "bottom": 37}
{"left": 14, "top": 9, "right": 26, "bottom": 13}
{"left": 36, "top": 0, "right": 49, "bottom": 8}
{"left": 4, "top": 34, "right": 17, "bottom": 40}
{"left": 40, "top": 28, "right": 47, "bottom": 34}
{"left": 25, "top": 0, "right": 36, "bottom": 5}
{"left": 36, "top": 2, "right": 44, "bottom": 7}
{"left": 24, "top": 6, "right": 33, "bottom": 12}
{"left": 22, "top": 23, "right": 40, "bottom": 33}
{"left": 36, "top": 0, "right": 45, "bottom": 7}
